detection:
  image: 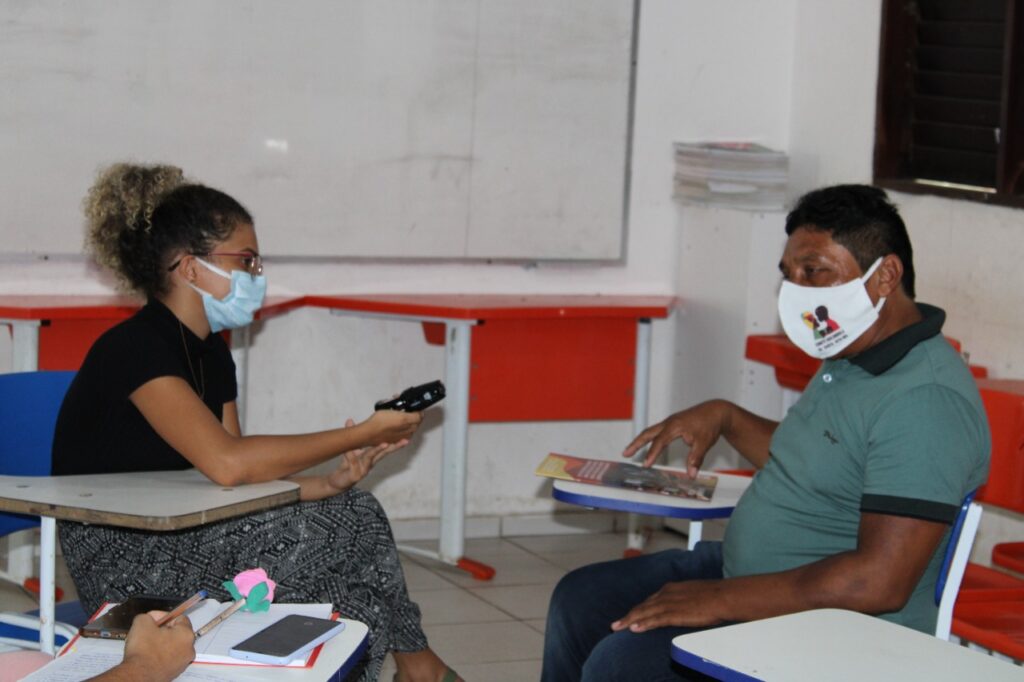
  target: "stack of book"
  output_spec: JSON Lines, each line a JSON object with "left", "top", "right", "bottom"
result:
{"left": 673, "top": 142, "right": 789, "bottom": 211}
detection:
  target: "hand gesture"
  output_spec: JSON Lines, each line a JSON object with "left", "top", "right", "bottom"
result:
{"left": 610, "top": 580, "right": 723, "bottom": 633}
{"left": 326, "top": 419, "right": 408, "bottom": 493}
{"left": 622, "top": 400, "right": 728, "bottom": 474}
{"left": 363, "top": 408, "right": 422, "bottom": 444}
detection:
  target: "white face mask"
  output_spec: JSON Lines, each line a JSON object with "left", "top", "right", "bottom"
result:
{"left": 777, "top": 257, "right": 885, "bottom": 359}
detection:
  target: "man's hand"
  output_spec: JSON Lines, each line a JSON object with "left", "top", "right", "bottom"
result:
{"left": 622, "top": 401, "right": 729, "bottom": 473}
{"left": 326, "top": 419, "right": 408, "bottom": 493}
{"left": 611, "top": 580, "right": 725, "bottom": 633}
{"left": 93, "top": 611, "right": 195, "bottom": 681}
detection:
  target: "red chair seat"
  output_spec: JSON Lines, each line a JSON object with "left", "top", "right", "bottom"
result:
{"left": 953, "top": 595, "right": 1024, "bottom": 661}
{"left": 993, "top": 542, "right": 1024, "bottom": 575}
{"left": 960, "top": 563, "right": 1024, "bottom": 592}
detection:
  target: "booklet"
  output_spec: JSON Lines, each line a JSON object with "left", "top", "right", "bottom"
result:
{"left": 536, "top": 453, "right": 717, "bottom": 501}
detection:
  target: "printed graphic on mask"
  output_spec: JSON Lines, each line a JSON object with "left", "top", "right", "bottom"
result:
{"left": 802, "top": 306, "right": 841, "bottom": 339}
{"left": 778, "top": 258, "right": 885, "bottom": 360}
{"left": 798, "top": 303, "right": 849, "bottom": 354}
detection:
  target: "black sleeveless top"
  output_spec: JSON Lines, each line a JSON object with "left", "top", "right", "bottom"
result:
{"left": 52, "top": 299, "right": 237, "bottom": 475}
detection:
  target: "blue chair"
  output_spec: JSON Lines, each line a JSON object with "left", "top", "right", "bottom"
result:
{"left": 0, "top": 371, "right": 87, "bottom": 648}
{"left": 935, "top": 490, "right": 984, "bottom": 641}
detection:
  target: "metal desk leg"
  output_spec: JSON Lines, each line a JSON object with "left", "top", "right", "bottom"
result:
{"left": 439, "top": 321, "right": 471, "bottom": 563}
{"left": 4, "top": 320, "right": 41, "bottom": 372}
{"left": 39, "top": 516, "right": 55, "bottom": 655}
{"left": 231, "top": 325, "right": 252, "bottom": 432}
{"left": 2, "top": 321, "right": 42, "bottom": 592}
{"left": 439, "top": 322, "right": 494, "bottom": 579}
{"left": 626, "top": 319, "right": 653, "bottom": 555}
{"left": 687, "top": 520, "right": 703, "bottom": 550}
{"left": 396, "top": 320, "right": 494, "bottom": 580}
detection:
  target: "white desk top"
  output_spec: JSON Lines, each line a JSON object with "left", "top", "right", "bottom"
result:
{"left": 0, "top": 470, "right": 299, "bottom": 530}
{"left": 49, "top": 618, "right": 369, "bottom": 681}
{"left": 552, "top": 470, "right": 752, "bottom": 519}
{"left": 671, "top": 609, "right": 1022, "bottom": 681}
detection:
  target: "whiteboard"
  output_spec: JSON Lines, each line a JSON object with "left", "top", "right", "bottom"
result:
{"left": 0, "top": 1, "right": 633, "bottom": 260}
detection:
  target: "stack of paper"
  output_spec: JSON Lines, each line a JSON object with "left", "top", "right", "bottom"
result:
{"left": 673, "top": 142, "right": 789, "bottom": 211}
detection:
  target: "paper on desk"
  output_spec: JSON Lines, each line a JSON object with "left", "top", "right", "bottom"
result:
{"left": 21, "top": 649, "right": 263, "bottom": 681}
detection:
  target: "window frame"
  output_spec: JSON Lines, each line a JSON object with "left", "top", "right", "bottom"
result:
{"left": 874, "top": 0, "right": 1024, "bottom": 209}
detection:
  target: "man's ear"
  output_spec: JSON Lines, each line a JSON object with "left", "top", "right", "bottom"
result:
{"left": 874, "top": 254, "right": 904, "bottom": 297}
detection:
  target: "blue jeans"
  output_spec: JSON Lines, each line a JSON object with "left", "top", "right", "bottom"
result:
{"left": 542, "top": 541, "right": 724, "bottom": 682}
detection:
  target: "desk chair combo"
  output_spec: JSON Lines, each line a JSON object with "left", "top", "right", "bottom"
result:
{"left": 668, "top": 493, "right": 992, "bottom": 681}
{"left": 0, "top": 371, "right": 87, "bottom": 649}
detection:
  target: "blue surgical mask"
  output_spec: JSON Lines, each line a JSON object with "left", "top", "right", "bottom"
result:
{"left": 189, "top": 259, "right": 267, "bottom": 332}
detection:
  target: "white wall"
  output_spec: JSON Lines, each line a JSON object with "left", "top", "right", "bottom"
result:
{"left": 2, "top": 0, "right": 1022, "bottom": 554}
{"left": 671, "top": 0, "right": 1024, "bottom": 562}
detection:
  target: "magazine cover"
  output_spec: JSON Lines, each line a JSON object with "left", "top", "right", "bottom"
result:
{"left": 535, "top": 453, "right": 717, "bottom": 502}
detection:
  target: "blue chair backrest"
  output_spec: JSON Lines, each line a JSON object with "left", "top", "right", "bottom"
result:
{"left": 0, "top": 371, "right": 75, "bottom": 534}
{"left": 935, "top": 489, "right": 977, "bottom": 605}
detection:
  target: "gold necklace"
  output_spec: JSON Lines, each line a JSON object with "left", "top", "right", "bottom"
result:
{"left": 178, "top": 321, "right": 206, "bottom": 399}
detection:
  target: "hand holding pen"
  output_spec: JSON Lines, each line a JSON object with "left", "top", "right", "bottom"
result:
{"left": 153, "top": 590, "right": 207, "bottom": 628}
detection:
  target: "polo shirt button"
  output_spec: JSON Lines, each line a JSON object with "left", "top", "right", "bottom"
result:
{"left": 823, "top": 373, "right": 833, "bottom": 383}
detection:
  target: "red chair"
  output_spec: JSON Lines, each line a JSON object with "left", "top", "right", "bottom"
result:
{"left": 953, "top": 591, "right": 1024, "bottom": 662}
{"left": 949, "top": 381, "right": 1024, "bottom": 660}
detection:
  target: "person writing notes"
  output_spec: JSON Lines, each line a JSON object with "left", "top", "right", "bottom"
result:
{"left": 542, "top": 185, "right": 990, "bottom": 681}
{"left": 89, "top": 612, "right": 196, "bottom": 682}
{"left": 52, "top": 163, "right": 460, "bottom": 682}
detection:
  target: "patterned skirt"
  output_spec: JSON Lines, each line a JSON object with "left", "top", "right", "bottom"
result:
{"left": 58, "top": 487, "right": 427, "bottom": 681}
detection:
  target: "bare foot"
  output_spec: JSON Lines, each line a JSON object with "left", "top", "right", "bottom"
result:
{"left": 392, "top": 648, "right": 463, "bottom": 682}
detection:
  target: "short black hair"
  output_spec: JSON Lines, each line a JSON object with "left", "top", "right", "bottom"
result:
{"left": 785, "top": 184, "right": 915, "bottom": 298}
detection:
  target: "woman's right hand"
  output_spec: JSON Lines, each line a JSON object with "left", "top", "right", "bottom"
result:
{"left": 362, "top": 408, "right": 423, "bottom": 445}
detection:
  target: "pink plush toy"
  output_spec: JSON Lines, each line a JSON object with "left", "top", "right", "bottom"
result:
{"left": 223, "top": 568, "right": 277, "bottom": 613}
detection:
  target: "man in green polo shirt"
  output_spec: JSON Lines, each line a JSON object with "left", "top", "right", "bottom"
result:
{"left": 542, "top": 184, "right": 990, "bottom": 682}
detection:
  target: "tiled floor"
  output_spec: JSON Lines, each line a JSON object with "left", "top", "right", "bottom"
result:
{"left": 0, "top": 528, "right": 692, "bottom": 681}
{"left": 380, "top": 530, "right": 692, "bottom": 681}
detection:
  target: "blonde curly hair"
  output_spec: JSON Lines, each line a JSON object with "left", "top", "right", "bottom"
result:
{"left": 82, "top": 163, "right": 251, "bottom": 298}
{"left": 84, "top": 163, "right": 186, "bottom": 291}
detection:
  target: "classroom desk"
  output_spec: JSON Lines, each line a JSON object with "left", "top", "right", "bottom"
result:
{"left": 49, "top": 616, "right": 369, "bottom": 681}
{"left": 305, "top": 294, "right": 677, "bottom": 578}
{"left": 552, "top": 470, "right": 752, "bottom": 550}
{"left": 0, "top": 469, "right": 299, "bottom": 655}
{"left": 670, "top": 608, "right": 1022, "bottom": 681}
{"left": 2, "top": 293, "right": 676, "bottom": 581}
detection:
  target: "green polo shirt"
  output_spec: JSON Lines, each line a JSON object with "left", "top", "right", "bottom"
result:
{"left": 722, "top": 304, "right": 990, "bottom": 633}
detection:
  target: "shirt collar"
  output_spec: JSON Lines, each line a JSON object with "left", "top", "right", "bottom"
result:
{"left": 142, "top": 298, "right": 215, "bottom": 354}
{"left": 844, "top": 303, "right": 946, "bottom": 376}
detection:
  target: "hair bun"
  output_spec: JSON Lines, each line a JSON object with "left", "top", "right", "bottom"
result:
{"left": 83, "top": 162, "right": 185, "bottom": 287}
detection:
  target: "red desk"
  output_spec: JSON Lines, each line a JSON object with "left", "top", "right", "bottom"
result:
{"left": 2, "top": 293, "right": 676, "bottom": 579}
{"left": 306, "top": 294, "right": 677, "bottom": 575}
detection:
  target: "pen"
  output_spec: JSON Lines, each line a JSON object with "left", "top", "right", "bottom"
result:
{"left": 194, "top": 597, "right": 247, "bottom": 639}
{"left": 154, "top": 590, "right": 208, "bottom": 627}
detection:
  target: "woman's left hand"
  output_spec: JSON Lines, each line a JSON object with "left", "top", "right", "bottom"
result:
{"left": 324, "top": 419, "right": 408, "bottom": 494}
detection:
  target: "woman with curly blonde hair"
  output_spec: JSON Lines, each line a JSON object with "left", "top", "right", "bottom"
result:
{"left": 54, "top": 163, "right": 461, "bottom": 682}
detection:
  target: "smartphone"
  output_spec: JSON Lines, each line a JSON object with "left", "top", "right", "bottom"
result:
{"left": 79, "top": 595, "right": 184, "bottom": 640}
{"left": 228, "top": 614, "right": 345, "bottom": 665}
{"left": 374, "top": 380, "right": 446, "bottom": 412}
